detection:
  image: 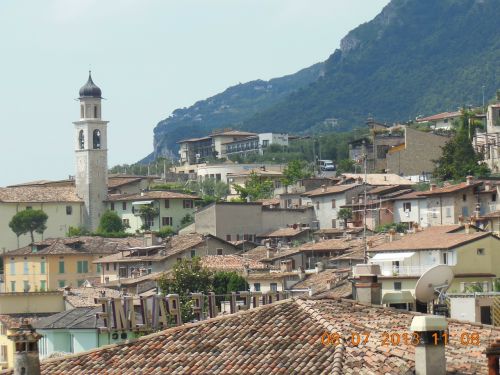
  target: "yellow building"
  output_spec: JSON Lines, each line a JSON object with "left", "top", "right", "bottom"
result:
{"left": 368, "top": 225, "right": 500, "bottom": 311}
{"left": 3, "top": 236, "right": 144, "bottom": 292}
{"left": 0, "top": 291, "right": 64, "bottom": 370}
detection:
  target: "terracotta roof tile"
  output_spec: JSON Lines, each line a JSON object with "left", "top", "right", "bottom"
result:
{"left": 305, "top": 184, "right": 360, "bottom": 197}
{"left": 5, "top": 236, "right": 144, "bottom": 256}
{"left": 419, "top": 181, "right": 482, "bottom": 196}
{"left": 61, "top": 287, "right": 122, "bottom": 308}
{"left": 201, "top": 255, "right": 269, "bottom": 271}
{"left": 0, "top": 186, "right": 82, "bottom": 203}
{"left": 260, "top": 227, "right": 308, "bottom": 238}
{"left": 12, "top": 298, "right": 498, "bottom": 374}
{"left": 299, "top": 239, "right": 352, "bottom": 252}
{"left": 417, "top": 111, "right": 462, "bottom": 122}
{"left": 107, "top": 191, "right": 198, "bottom": 201}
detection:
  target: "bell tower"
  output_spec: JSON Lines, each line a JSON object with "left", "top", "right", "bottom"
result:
{"left": 74, "top": 71, "right": 108, "bottom": 231}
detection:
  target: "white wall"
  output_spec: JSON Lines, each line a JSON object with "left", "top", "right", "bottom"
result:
{"left": 393, "top": 199, "right": 429, "bottom": 227}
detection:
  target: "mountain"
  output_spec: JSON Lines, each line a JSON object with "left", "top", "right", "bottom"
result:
{"left": 150, "top": 63, "right": 324, "bottom": 160}
{"left": 149, "top": 0, "right": 500, "bottom": 160}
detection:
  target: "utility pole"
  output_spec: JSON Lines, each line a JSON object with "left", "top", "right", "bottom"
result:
{"left": 482, "top": 85, "right": 486, "bottom": 112}
{"left": 363, "top": 153, "right": 368, "bottom": 263}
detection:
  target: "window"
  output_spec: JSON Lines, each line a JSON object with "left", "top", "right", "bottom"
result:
{"left": 0, "top": 345, "right": 7, "bottom": 363}
{"left": 316, "top": 202, "right": 320, "bottom": 210}
{"left": 10, "top": 281, "right": 16, "bottom": 292}
{"left": 23, "top": 259, "right": 28, "bottom": 275}
{"left": 403, "top": 202, "right": 411, "bottom": 212}
{"left": 254, "top": 283, "right": 261, "bottom": 292}
{"left": 445, "top": 207, "right": 452, "bottom": 218}
{"left": 183, "top": 200, "right": 193, "bottom": 209}
{"left": 462, "top": 207, "right": 469, "bottom": 217}
{"left": 122, "top": 218, "right": 129, "bottom": 227}
{"left": 58, "top": 260, "right": 65, "bottom": 274}
{"left": 40, "top": 260, "right": 46, "bottom": 274}
{"left": 492, "top": 193, "right": 497, "bottom": 202}
{"left": 78, "top": 130, "right": 85, "bottom": 149}
{"left": 40, "top": 280, "right": 46, "bottom": 291}
{"left": 331, "top": 199, "right": 336, "bottom": 209}
{"left": 236, "top": 234, "right": 240, "bottom": 241}
{"left": 0, "top": 324, "right": 6, "bottom": 336}
{"left": 122, "top": 202, "right": 127, "bottom": 210}
{"left": 217, "top": 248, "right": 223, "bottom": 255}
{"left": 119, "top": 267, "right": 128, "bottom": 278}
{"left": 190, "top": 249, "right": 196, "bottom": 258}
{"left": 58, "top": 280, "right": 66, "bottom": 288}
{"left": 462, "top": 194, "right": 467, "bottom": 202}
{"left": 77, "top": 260, "right": 89, "bottom": 274}
{"left": 226, "top": 234, "right": 231, "bottom": 241}
{"left": 66, "top": 205, "right": 73, "bottom": 215}
{"left": 144, "top": 217, "right": 154, "bottom": 229}
{"left": 162, "top": 217, "right": 173, "bottom": 226}
{"left": 331, "top": 219, "right": 337, "bottom": 229}
{"left": 394, "top": 282, "right": 402, "bottom": 291}
{"left": 113, "top": 263, "right": 117, "bottom": 271}
{"left": 94, "top": 105, "right": 98, "bottom": 118}
{"left": 105, "top": 263, "right": 109, "bottom": 271}
{"left": 96, "top": 263, "right": 102, "bottom": 273}
{"left": 270, "top": 283, "right": 278, "bottom": 292}
{"left": 9, "top": 258, "right": 15, "bottom": 275}
{"left": 80, "top": 105, "right": 84, "bottom": 119}
{"left": 477, "top": 248, "right": 485, "bottom": 255}
{"left": 164, "top": 199, "right": 170, "bottom": 208}
{"left": 110, "top": 202, "right": 115, "bottom": 211}
{"left": 93, "top": 129, "right": 101, "bottom": 149}
{"left": 23, "top": 281, "right": 29, "bottom": 292}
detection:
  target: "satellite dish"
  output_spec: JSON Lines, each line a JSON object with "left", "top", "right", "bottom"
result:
{"left": 415, "top": 265, "right": 454, "bottom": 303}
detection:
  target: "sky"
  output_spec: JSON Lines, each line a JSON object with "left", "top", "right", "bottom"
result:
{"left": 0, "top": 0, "right": 390, "bottom": 186}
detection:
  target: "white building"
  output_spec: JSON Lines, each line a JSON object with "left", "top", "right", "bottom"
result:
{"left": 303, "top": 184, "right": 364, "bottom": 230}
{"left": 392, "top": 191, "right": 429, "bottom": 228}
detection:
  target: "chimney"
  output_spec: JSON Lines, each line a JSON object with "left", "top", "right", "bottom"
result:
{"left": 410, "top": 315, "right": 448, "bottom": 375}
{"left": 430, "top": 184, "right": 437, "bottom": 191}
{"left": 242, "top": 264, "right": 249, "bottom": 278}
{"left": 484, "top": 181, "right": 491, "bottom": 191}
{"left": 464, "top": 223, "right": 470, "bottom": 234}
{"left": 298, "top": 266, "right": 306, "bottom": 280}
{"left": 486, "top": 338, "right": 500, "bottom": 375}
{"left": 321, "top": 184, "right": 327, "bottom": 193}
{"left": 315, "top": 262, "right": 325, "bottom": 274}
{"left": 8, "top": 320, "right": 42, "bottom": 375}
{"left": 388, "top": 228, "right": 396, "bottom": 242}
{"left": 352, "top": 264, "right": 381, "bottom": 305}
{"left": 144, "top": 232, "right": 159, "bottom": 247}
{"left": 466, "top": 175, "right": 474, "bottom": 186}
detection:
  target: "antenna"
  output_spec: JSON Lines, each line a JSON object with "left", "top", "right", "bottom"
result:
{"left": 415, "top": 265, "right": 454, "bottom": 315}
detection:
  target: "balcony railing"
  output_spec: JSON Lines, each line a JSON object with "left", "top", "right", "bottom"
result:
{"left": 373, "top": 264, "right": 438, "bottom": 277}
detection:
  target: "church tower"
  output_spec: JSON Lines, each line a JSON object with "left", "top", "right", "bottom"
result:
{"left": 74, "top": 72, "right": 108, "bottom": 231}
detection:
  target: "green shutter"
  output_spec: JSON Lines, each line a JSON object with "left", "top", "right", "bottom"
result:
{"left": 83, "top": 261, "right": 88, "bottom": 273}
{"left": 59, "top": 261, "right": 65, "bottom": 274}
{"left": 77, "top": 261, "right": 82, "bottom": 273}
{"left": 96, "top": 263, "right": 101, "bottom": 273}
{"left": 40, "top": 261, "right": 46, "bottom": 274}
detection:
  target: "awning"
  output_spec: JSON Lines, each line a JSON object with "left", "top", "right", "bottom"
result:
{"left": 371, "top": 252, "right": 415, "bottom": 262}
{"left": 382, "top": 291, "right": 415, "bottom": 304}
{"left": 132, "top": 200, "right": 153, "bottom": 205}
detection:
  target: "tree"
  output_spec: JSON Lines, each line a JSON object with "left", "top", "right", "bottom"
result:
{"left": 157, "top": 257, "right": 214, "bottom": 322}
{"left": 336, "top": 159, "right": 356, "bottom": 174}
{"left": 282, "top": 160, "right": 312, "bottom": 186}
{"left": 213, "top": 271, "right": 249, "bottom": 296}
{"left": 180, "top": 213, "right": 194, "bottom": 228}
{"left": 98, "top": 210, "right": 125, "bottom": 234}
{"left": 433, "top": 109, "right": 490, "bottom": 181}
{"left": 337, "top": 208, "right": 352, "bottom": 228}
{"left": 9, "top": 209, "right": 48, "bottom": 243}
{"left": 156, "top": 226, "right": 174, "bottom": 238}
{"left": 138, "top": 204, "right": 159, "bottom": 231}
{"left": 233, "top": 171, "right": 274, "bottom": 201}
{"left": 66, "top": 226, "right": 90, "bottom": 237}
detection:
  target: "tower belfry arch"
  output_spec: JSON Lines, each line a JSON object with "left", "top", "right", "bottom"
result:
{"left": 73, "top": 71, "right": 108, "bottom": 231}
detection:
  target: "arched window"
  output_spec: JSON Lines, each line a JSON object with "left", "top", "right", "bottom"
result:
{"left": 79, "top": 130, "right": 85, "bottom": 149}
{"left": 93, "top": 129, "right": 101, "bottom": 149}
{"left": 94, "top": 105, "right": 98, "bottom": 118}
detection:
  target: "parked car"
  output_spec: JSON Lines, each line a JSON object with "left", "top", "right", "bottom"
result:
{"left": 318, "top": 160, "right": 335, "bottom": 171}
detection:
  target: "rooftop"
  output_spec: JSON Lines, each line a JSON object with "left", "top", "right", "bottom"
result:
{"left": 299, "top": 238, "right": 352, "bottom": 252}
{"left": 369, "top": 226, "right": 493, "bottom": 252}
{"left": 107, "top": 190, "right": 198, "bottom": 202}
{"left": 61, "top": 287, "right": 122, "bottom": 308}
{"left": 417, "top": 111, "right": 462, "bottom": 122}
{"left": 200, "top": 255, "right": 270, "bottom": 272}
{"left": 418, "top": 181, "right": 482, "bottom": 196}
{"left": 259, "top": 227, "right": 309, "bottom": 238}
{"left": 6, "top": 236, "right": 144, "bottom": 256}
{"left": 340, "top": 173, "right": 414, "bottom": 186}
{"left": 8, "top": 297, "right": 499, "bottom": 374}
{"left": 305, "top": 184, "right": 360, "bottom": 198}
{"left": 0, "top": 185, "right": 81, "bottom": 203}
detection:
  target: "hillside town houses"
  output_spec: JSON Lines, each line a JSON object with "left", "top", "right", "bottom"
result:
{"left": 0, "top": 74, "right": 499, "bottom": 374}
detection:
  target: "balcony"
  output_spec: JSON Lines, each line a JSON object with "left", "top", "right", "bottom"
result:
{"left": 373, "top": 264, "right": 438, "bottom": 277}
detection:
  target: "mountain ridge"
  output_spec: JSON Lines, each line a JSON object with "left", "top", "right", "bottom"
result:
{"left": 147, "top": 0, "right": 500, "bottom": 161}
